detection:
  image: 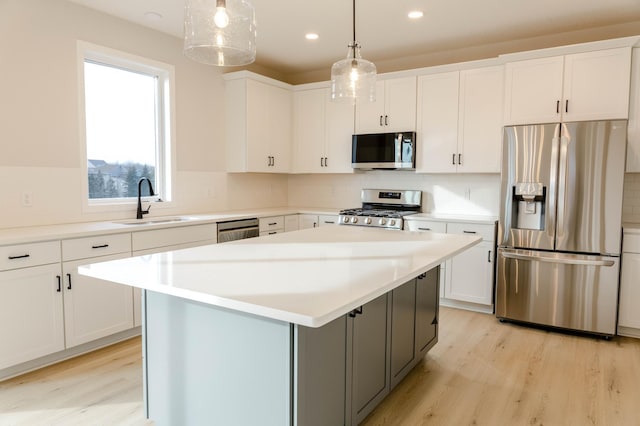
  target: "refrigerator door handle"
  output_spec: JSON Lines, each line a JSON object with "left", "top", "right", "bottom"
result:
{"left": 501, "top": 250, "right": 615, "bottom": 267}
{"left": 555, "top": 124, "right": 570, "bottom": 245}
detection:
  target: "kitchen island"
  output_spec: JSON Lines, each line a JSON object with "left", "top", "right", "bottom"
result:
{"left": 79, "top": 226, "right": 480, "bottom": 426}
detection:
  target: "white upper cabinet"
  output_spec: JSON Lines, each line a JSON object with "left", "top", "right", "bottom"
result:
{"left": 627, "top": 48, "right": 640, "bottom": 172}
{"left": 417, "top": 65, "right": 504, "bottom": 173}
{"left": 503, "top": 47, "right": 632, "bottom": 125}
{"left": 293, "top": 87, "right": 354, "bottom": 173}
{"left": 225, "top": 74, "right": 292, "bottom": 173}
{"left": 355, "top": 77, "right": 416, "bottom": 133}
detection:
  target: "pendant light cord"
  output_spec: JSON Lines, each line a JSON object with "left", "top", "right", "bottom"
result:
{"left": 352, "top": 0, "right": 356, "bottom": 42}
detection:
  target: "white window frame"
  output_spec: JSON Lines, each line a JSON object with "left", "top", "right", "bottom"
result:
{"left": 77, "top": 41, "right": 176, "bottom": 213}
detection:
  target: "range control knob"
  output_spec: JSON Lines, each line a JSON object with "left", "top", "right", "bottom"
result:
{"left": 365, "top": 217, "right": 372, "bottom": 225}
{"left": 352, "top": 217, "right": 358, "bottom": 223}
{"left": 342, "top": 216, "right": 350, "bottom": 223}
{"left": 390, "top": 219, "right": 397, "bottom": 227}
{"left": 379, "top": 218, "right": 387, "bottom": 226}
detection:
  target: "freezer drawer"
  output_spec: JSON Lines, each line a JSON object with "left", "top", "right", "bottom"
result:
{"left": 496, "top": 248, "right": 620, "bottom": 336}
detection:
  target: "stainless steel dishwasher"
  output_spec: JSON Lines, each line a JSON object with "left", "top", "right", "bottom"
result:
{"left": 217, "top": 218, "right": 260, "bottom": 243}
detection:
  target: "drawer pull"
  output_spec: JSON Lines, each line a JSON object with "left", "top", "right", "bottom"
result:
{"left": 418, "top": 227, "right": 431, "bottom": 231}
{"left": 463, "top": 230, "right": 477, "bottom": 234}
{"left": 8, "top": 254, "right": 30, "bottom": 260}
{"left": 323, "top": 221, "right": 335, "bottom": 224}
{"left": 268, "top": 222, "right": 277, "bottom": 226}
{"left": 91, "top": 244, "right": 109, "bottom": 249}
{"left": 268, "top": 231, "right": 277, "bottom": 235}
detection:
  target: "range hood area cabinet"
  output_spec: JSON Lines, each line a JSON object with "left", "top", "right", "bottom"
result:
{"left": 224, "top": 72, "right": 292, "bottom": 173}
{"left": 355, "top": 76, "right": 417, "bottom": 134}
{"left": 416, "top": 65, "right": 504, "bottom": 173}
{"left": 292, "top": 86, "right": 354, "bottom": 174}
{"left": 503, "top": 47, "right": 632, "bottom": 125}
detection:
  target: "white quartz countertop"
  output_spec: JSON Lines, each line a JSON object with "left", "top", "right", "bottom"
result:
{"left": 624, "top": 223, "right": 640, "bottom": 234}
{"left": 0, "top": 207, "right": 339, "bottom": 246}
{"left": 79, "top": 226, "right": 480, "bottom": 328}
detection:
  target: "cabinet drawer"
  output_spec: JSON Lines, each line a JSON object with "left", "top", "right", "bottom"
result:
{"left": 318, "top": 215, "right": 338, "bottom": 226}
{"left": 446, "top": 222, "right": 495, "bottom": 241}
{"left": 623, "top": 233, "right": 640, "bottom": 253}
{"left": 132, "top": 224, "right": 217, "bottom": 252}
{"left": 405, "top": 220, "right": 447, "bottom": 233}
{"left": 259, "top": 216, "right": 284, "bottom": 231}
{"left": 62, "top": 233, "right": 131, "bottom": 261}
{"left": 260, "top": 230, "right": 283, "bottom": 237}
{"left": 0, "top": 241, "right": 60, "bottom": 271}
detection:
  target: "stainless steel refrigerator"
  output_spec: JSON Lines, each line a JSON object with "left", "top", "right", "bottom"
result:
{"left": 496, "top": 120, "right": 627, "bottom": 336}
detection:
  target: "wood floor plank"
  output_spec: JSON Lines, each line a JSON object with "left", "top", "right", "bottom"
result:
{"left": 1, "top": 308, "right": 639, "bottom": 425}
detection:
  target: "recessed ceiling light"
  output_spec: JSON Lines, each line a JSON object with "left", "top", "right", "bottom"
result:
{"left": 305, "top": 33, "right": 319, "bottom": 40}
{"left": 408, "top": 10, "right": 424, "bottom": 19}
{"left": 144, "top": 11, "right": 163, "bottom": 21}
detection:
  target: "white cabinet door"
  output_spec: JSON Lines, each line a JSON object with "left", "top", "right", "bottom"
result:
{"left": 504, "top": 48, "right": 632, "bottom": 125}
{"left": 284, "top": 214, "right": 299, "bottom": 232}
{"left": 447, "top": 241, "right": 493, "bottom": 305}
{"left": 293, "top": 88, "right": 353, "bottom": 174}
{"left": 299, "top": 214, "right": 319, "bottom": 229}
{"left": 355, "top": 81, "right": 386, "bottom": 133}
{"left": 324, "top": 91, "right": 355, "bottom": 173}
{"left": 562, "top": 47, "right": 631, "bottom": 122}
{"left": 293, "top": 89, "right": 325, "bottom": 173}
{"left": 62, "top": 252, "right": 134, "bottom": 347}
{"left": 619, "top": 252, "right": 640, "bottom": 329}
{"left": 356, "top": 77, "right": 416, "bottom": 133}
{"left": 416, "top": 71, "right": 459, "bottom": 173}
{"left": 384, "top": 76, "right": 417, "bottom": 132}
{"left": 269, "top": 85, "right": 292, "bottom": 172}
{"left": 457, "top": 66, "right": 504, "bottom": 173}
{"left": 627, "top": 48, "right": 640, "bottom": 172}
{"left": 503, "top": 56, "right": 564, "bottom": 125}
{"left": 0, "top": 264, "right": 64, "bottom": 369}
{"left": 227, "top": 77, "right": 292, "bottom": 173}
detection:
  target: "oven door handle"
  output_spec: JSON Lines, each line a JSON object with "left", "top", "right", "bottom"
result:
{"left": 501, "top": 250, "right": 615, "bottom": 267}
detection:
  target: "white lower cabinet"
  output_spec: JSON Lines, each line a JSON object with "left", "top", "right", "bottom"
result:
{"left": 618, "top": 232, "right": 640, "bottom": 337}
{"left": 0, "top": 263, "right": 64, "bottom": 370}
{"left": 299, "top": 214, "right": 339, "bottom": 229}
{"left": 284, "top": 214, "right": 299, "bottom": 232}
{"left": 62, "top": 252, "right": 133, "bottom": 348}
{"left": 405, "top": 218, "right": 496, "bottom": 312}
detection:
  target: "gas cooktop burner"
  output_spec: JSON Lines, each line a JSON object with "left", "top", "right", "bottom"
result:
{"left": 339, "top": 189, "right": 422, "bottom": 230}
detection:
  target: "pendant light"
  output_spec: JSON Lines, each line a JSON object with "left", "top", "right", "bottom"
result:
{"left": 183, "top": 0, "right": 256, "bottom": 67}
{"left": 330, "top": 0, "right": 376, "bottom": 102}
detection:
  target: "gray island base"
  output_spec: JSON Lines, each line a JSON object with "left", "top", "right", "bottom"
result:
{"left": 79, "top": 226, "right": 480, "bottom": 425}
{"left": 143, "top": 267, "right": 440, "bottom": 426}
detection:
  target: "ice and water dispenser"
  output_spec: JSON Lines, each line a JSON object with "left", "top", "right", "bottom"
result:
{"left": 511, "top": 183, "right": 545, "bottom": 230}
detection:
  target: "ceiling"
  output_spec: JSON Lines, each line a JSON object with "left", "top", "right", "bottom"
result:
{"left": 68, "top": 0, "right": 640, "bottom": 76}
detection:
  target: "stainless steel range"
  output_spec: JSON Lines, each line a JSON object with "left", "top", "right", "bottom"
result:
{"left": 339, "top": 189, "right": 422, "bottom": 230}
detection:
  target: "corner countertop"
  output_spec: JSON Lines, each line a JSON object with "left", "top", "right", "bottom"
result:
{"left": 79, "top": 226, "right": 480, "bottom": 328}
{"left": 624, "top": 223, "right": 640, "bottom": 234}
{"left": 0, "top": 207, "right": 340, "bottom": 246}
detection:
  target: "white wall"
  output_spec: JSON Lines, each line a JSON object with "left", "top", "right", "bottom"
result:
{"left": 288, "top": 173, "right": 500, "bottom": 217}
{"left": 0, "top": 0, "right": 287, "bottom": 229}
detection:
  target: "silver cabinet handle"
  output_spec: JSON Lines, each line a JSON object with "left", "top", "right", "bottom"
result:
{"left": 379, "top": 115, "right": 384, "bottom": 126}
{"left": 501, "top": 250, "right": 615, "bottom": 267}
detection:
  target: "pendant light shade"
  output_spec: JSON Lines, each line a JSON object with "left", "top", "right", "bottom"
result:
{"left": 184, "top": 0, "right": 256, "bottom": 67}
{"left": 331, "top": 0, "right": 376, "bottom": 102}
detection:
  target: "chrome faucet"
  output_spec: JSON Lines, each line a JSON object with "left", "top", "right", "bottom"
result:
{"left": 136, "top": 177, "right": 155, "bottom": 219}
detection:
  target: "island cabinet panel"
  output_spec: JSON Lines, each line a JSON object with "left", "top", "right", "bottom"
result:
{"left": 350, "top": 293, "right": 391, "bottom": 425}
{"left": 390, "top": 278, "right": 417, "bottom": 387}
{"left": 144, "top": 291, "right": 292, "bottom": 426}
{"left": 294, "top": 317, "right": 347, "bottom": 426}
{"left": 415, "top": 267, "right": 440, "bottom": 354}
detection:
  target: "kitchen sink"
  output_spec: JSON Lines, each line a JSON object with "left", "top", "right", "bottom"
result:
{"left": 114, "top": 216, "right": 199, "bottom": 225}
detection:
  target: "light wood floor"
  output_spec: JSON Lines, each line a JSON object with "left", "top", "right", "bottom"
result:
{"left": 1, "top": 308, "right": 639, "bottom": 425}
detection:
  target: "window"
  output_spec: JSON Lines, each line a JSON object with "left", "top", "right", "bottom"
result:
{"left": 79, "top": 42, "right": 174, "bottom": 209}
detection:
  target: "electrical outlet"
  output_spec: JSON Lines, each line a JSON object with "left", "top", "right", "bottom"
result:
{"left": 22, "top": 192, "right": 33, "bottom": 207}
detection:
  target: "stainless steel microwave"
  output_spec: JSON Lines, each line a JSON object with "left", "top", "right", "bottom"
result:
{"left": 352, "top": 132, "right": 416, "bottom": 170}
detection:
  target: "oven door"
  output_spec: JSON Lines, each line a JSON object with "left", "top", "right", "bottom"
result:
{"left": 496, "top": 248, "right": 620, "bottom": 336}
